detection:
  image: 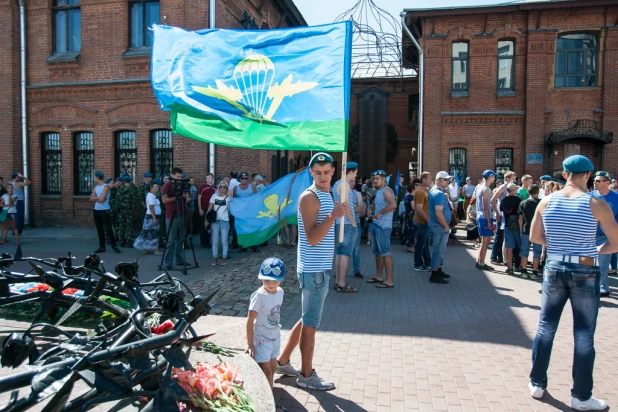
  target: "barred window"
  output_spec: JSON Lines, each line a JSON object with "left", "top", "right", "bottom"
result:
{"left": 42, "top": 133, "right": 62, "bottom": 194}
{"left": 495, "top": 148, "right": 514, "bottom": 180}
{"left": 449, "top": 148, "right": 466, "bottom": 176}
{"left": 150, "top": 129, "right": 173, "bottom": 178}
{"left": 53, "top": 0, "right": 81, "bottom": 53}
{"left": 129, "top": 0, "right": 159, "bottom": 48}
{"left": 115, "top": 131, "right": 137, "bottom": 181}
{"left": 74, "top": 132, "right": 94, "bottom": 195}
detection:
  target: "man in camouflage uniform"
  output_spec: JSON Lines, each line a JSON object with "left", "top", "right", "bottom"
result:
{"left": 139, "top": 172, "right": 153, "bottom": 209}
{"left": 117, "top": 173, "right": 140, "bottom": 247}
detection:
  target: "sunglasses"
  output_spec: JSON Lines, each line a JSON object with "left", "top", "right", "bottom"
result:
{"left": 219, "top": 186, "right": 228, "bottom": 188}
{"left": 240, "top": 177, "right": 249, "bottom": 180}
{"left": 262, "top": 265, "right": 282, "bottom": 276}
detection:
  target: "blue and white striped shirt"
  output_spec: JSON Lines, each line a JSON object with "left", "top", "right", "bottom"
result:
{"left": 297, "top": 185, "right": 335, "bottom": 272}
{"left": 542, "top": 192, "right": 598, "bottom": 257}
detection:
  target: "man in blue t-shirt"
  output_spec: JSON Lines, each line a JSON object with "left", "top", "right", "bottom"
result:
{"left": 591, "top": 171, "right": 618, "bottom": 297}
{"left": 428, "top": 171, "right": 453, "bottom": 285}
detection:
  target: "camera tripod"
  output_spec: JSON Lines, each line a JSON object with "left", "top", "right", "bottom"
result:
{"left": 158, "top": 196, "right": 199, "bottom": 275}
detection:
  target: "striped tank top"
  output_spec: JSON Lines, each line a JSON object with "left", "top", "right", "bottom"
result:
{"left": 542, "top": 192, "right": 598, "bottom": 257}
{"left": 297, "top": 185, "right": 335, "bottom": 272}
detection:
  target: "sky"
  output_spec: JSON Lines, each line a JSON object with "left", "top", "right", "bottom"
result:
{"left": 294, "top": 0, "right": 509, "bottom": 26}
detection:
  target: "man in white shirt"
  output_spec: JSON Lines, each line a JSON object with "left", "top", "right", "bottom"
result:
{"left": 448, "top": 178, "right": 459, "bottom": 216}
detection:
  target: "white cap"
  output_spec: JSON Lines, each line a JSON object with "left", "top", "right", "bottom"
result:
{"left": 435, "top": 171, "right": 453, "bottom": 180}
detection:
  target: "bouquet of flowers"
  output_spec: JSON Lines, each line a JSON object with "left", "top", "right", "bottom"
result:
{"left": 173, "top": 362, "right": 257, "bottom": 411}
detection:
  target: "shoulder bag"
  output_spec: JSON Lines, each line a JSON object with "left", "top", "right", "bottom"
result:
{"left": 207, "top": 196, "right": 228, "bottom": 223}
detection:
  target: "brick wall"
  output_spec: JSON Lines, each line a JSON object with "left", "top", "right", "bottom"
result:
{"left": 414, "top": 3, "right": 618, "bottom": 183}
{"left": 21, "top": 0, "right": 306, "bottom": 226}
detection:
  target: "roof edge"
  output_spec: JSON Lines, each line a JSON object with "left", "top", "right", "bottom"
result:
{"left": 274, "top": 0, "right": 307, "bottom": 26}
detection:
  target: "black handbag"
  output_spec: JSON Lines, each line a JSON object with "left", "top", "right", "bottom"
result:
{"left": 207, "top": 196, "right": 227, "bottom": 223}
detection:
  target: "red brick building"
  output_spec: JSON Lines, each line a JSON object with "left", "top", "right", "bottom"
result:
{"left": 403, "top": 0, "right": 618, "bottom": 182}
{"left": 1, "top": 0, "right": 307, "bottom": 226}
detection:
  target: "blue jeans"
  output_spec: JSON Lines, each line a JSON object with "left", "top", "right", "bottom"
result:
{"left": 335, "top": 224, "right": 357, "bottom": 256}
{"left": 595, "top": 236, "right": 610, "bottom": 293}
{"left": 491, "top": 227, "right": 504, "bottom": 262}
{"left": 611, "top": 253, "right": 617, "bottom": 270}
{"left": 520, "top": 234, "right": 542, "bottom": 259}
{"left": 164, "top": 217, "right": 186, "bottom": 268}
{"left": 211, "top": 220, "right": 230, "bottom": 259}
{"left": 530, "top": 261, "right": 600, "bottom": 401}
{"left": 414, "top": 222, "right": 431, "bottom": 267}
{"left": 504, "top": 227, "right": 521, "bottom": 249}
{"left": 298, "top": 271, "right": 330, "bottom": 329}
{"left": 353, "top": 219, "right": 361, "bottom": 273}
{"left": 429, "top": 222, "right": 449, "bottom": 271}
{"left": 370, "top": 224, "right": 392, "bottom": 257}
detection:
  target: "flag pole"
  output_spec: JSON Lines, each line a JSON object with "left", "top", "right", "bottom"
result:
{"left": 338, "top": 152, "right": 347, "bottom": 243}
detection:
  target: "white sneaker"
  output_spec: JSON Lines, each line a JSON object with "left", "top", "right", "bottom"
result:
{"left": 275, "top": 361, "right": 300, "bottom": 377}
{"left": 571, "top": 396, "right": 607, "bottom": 411}
{"left": 529, "top": 382, "right": 544, "bottom": 399}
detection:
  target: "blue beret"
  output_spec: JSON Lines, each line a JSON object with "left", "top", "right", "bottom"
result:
{"left": 94, "top": 170, "right": 104, "bottom": 179}
{"left": 309, "top": 152, "right": 334, "bottom": 166}
{"left": 143, "top": 172, "right": 153, "bottom": 178}
{"left": 116, "top": 176, "right": 121, "bottom": 181}
{"left": 540, "top": 175, "right": 553, "bottom": 181}
{"left": 152, "top": 178, "right": 163, "bottom": 185}
{"left": 104, "top": 177, "right": 112, "bottom": 183}
{"left": 346, "top": 161, "right": 358, "bottom": 169}
{"left": 563, "top": 155, "right": 594, "bottom": 173}
{"left": 124, "top": 175, "right": 133, "bottom": 181}
{"left": 120, "top": 172, "right": 129, "bottom": 178}
{"left": 11, "top": 172, "right": 18, "bottom": 178}
{"left": 483, "top": 170, "right": 495, "bottom": 178}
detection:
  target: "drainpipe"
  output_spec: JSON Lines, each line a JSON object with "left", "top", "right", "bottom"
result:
{"left": 208, "top": 0, "right": 216, "bottom": 175}
{"left": 401, "top": 12, "right": 424, "bottom": 172}
{"left": 19, "top": 0, "right": 29, "bottom": 226}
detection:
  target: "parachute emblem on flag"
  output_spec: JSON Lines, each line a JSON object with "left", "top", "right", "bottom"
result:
{"left": 192, "top": 54, "right": 318, "bottom": 124}
{"left": 256, "top": 194, "right": 293, "bottom": 219}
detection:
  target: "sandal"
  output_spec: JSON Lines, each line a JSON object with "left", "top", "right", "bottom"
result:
{"left": 376, "top": 283, "right": 394, "bottom": 288}
{"left": 366, "top": 277, "right": 383, "bottom": 284}
{"left": 335, "top": 283, "right": 357, "bottom": 293}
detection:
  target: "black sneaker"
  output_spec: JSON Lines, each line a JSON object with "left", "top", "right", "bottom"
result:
{"left": 438, "top": 268, "right": 450, "bottom": 279}
{"left": 112, "top": 247, "right": 122, "bottom": 254}
{"left": 354, "top": 272, "right": 364, "bottom": 278}
{"left": 94, "top": 247, "right": 105, "bottom": 253}
{"left": 239, "top": 248, "right": 247, "bottom": 253}
{"left": 430, "top": 272, "right": 449, "bottom": 284}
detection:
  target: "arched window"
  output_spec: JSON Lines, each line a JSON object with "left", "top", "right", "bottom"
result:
{"left": 555, "top": 33, "right": 597, "bottom": 88}
{"left": 115, "top": 131, "right": 137, "bottom": 180}
{"left": 42, "top": 133, "right": 62, "bottom": 194}
{"left": 73, "top": 131, "right": 94, "bottom": 195}
{"left": 150, "top": 129, "right": 173, "bottom": 178}
{"left": 497, "top": 40, "right": 514, "bottom": 92}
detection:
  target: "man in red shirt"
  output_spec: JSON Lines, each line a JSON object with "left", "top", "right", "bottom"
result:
{"left": 198, "top": 173, "right": 216, "bottom": 248}
{"left": 161, "top": 167, "right": 191, "bottom": 270}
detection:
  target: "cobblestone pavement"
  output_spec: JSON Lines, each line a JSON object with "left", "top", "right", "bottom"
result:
{"left": 4, "top": 227, "right": 618, "bottom": 411}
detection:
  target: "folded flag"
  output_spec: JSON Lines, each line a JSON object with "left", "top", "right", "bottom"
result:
{"left": 229, "top": 168, "right": 313, "bottom": 248}
{"left": 151, "top": 22, "right": 352, "bottom": 151}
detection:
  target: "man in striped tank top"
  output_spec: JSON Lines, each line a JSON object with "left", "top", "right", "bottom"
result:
{"left": 275, "top": 153, "right": 348, "bottom": 391}
{"left": 528, "top": 155, "right": 618, "bottom": 411}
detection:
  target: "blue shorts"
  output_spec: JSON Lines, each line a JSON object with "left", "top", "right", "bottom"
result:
{"left": 335, "top": 224, "right": 357, "bottom": 257}
{"left": 504, "top": 227, "right": 522, "bottom": 249}
{"left": 477, "top": 217, "right": 494, "bottom": 237}
{"left": 370, "top": 224, "right": 392, "bottom": 257}
{"left": 253, "top": 335, "right": 281, "bottom": 363}
{"left": 298, "top": 271, "right": 330, "bottom": 329}
{"left": 520, "top": 234, "right": 542, "bottom": 259}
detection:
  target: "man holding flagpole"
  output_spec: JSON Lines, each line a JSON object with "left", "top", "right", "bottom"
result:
{"left": 275, "top": 153, "right": 348, "bottom": 390}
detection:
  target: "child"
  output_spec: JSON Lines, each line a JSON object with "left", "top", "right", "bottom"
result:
{"left": 245, "top": 257, "right": 285, "bottom": 389}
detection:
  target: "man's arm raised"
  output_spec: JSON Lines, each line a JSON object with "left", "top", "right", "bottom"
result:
{"left": 299, "top": 191, "right": 347, "bottom": 246}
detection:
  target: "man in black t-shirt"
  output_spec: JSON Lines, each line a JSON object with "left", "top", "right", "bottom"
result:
{"left": 518, "top": 184, "right": 542, "bottom": 279}
{"left": 500, "top": 183, "right": 522, "bottom": 274}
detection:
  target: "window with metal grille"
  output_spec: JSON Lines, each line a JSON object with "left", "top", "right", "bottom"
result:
{"left": 150, "top": 130, "right": 173, "bottom": 178}
{"left": 495, "top": 148, "right": 514, "bottom": 179}
{"left": 115, "top": 131, "right": 137, "bottom": 181}
{"left": 451, "top": 42, "right": 469, "bottom": 93}
{"left": 74, "top": 132, "right": 94, "bottom": 195}
{"left": 408, "top": 94, "right": 419, "bottom": 126}
{"left": 42, "top": 133, "right": 62, "bottom": 194}
{"left": 555, "top": 33, "right": 597, "bottom": 88}
{"left": 129, "top": 0, "right": 159, "bottom": 49}
{"left": 497, "top": 40, "right": 515, "bottom": 91}
{"left": 53, "top": 0, "right": 81, "bottom": 54}
{"left": 449, "top": 148, "right": 466, "bottom": 176}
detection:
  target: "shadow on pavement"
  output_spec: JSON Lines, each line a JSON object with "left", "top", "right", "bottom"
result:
{"left": 274, "top": 382, "right": 367, "bottom": 412}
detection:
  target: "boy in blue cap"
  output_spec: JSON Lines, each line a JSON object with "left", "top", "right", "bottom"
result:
{"left": 246, "top": 258, "right": 285, "bottom": 390}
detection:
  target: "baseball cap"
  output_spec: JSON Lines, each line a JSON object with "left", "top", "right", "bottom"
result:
{"left": 309, "top": 152, "right": 334, "bottom": 167}
{"left": 483, "top": 170, "right": 496, "bottom": 178}
{"left": 563, "top": 155, "right": 594, "bottom": 173}
{"left": 466, "top": 177, "right": 471, "bottom": 181}
{"left": 258, "top": 257, "right": 285, "bottom": 281}
{"left": 435, "top": 171, "right": 452, "bottom": 180}
{"left": 239, "top": 172, "right": 249, "bottom": 179}
{"left": 506, "top": 182, "right": 518, "bottom": 191}
{"left": 371, "top": 170, "right": 387, "bottom": 177}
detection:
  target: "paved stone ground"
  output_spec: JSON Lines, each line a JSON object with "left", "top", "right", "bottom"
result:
{"left": 3, "top": 227, "right": 618, "bottom": 411}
